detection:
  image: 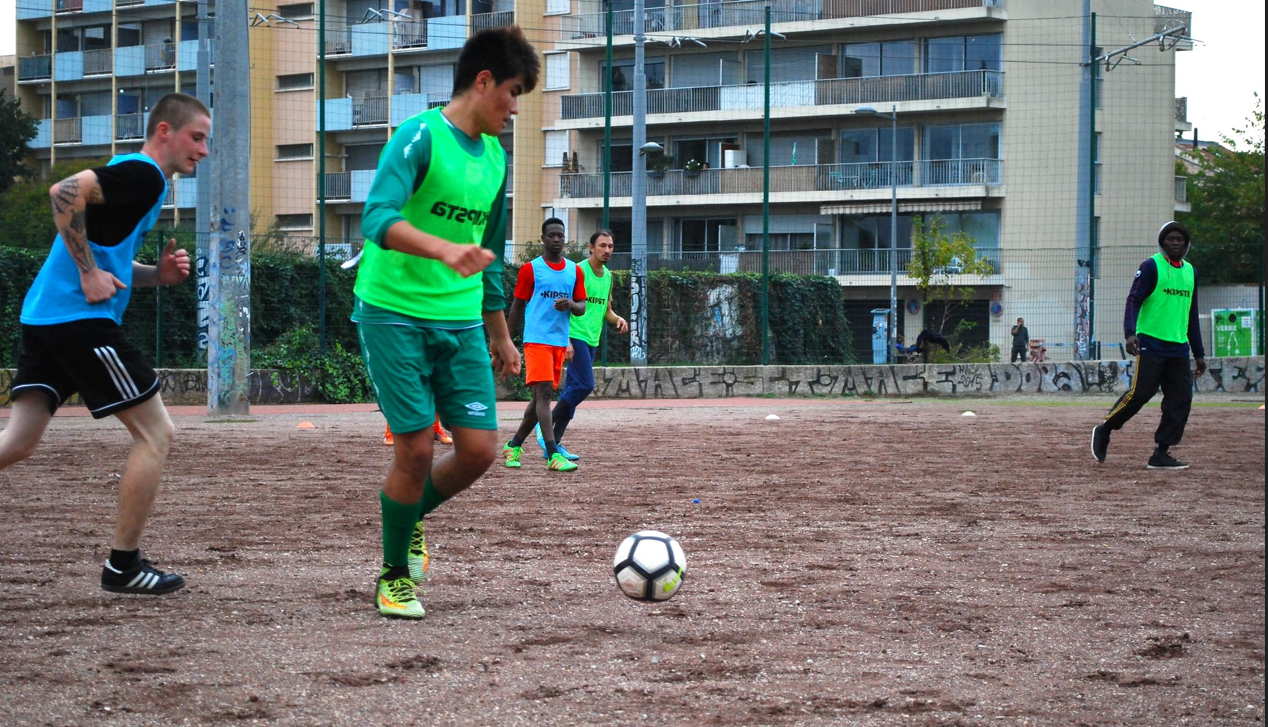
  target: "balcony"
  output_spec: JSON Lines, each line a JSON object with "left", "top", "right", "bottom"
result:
{"left": 355, "top": 93, "right": 389, "bottom": 126}
{"left": 559, "top": 158, "right": 1000, "bottom": 201}
{"left": 146, "top": 42, "right": 177, "bottom": 72}
{"left": 162, "top": 177, "right": 198, "bottom": 208}
{"left": 56, "top": 0, "right": 83, "bottom": 12}
{"left": 321, "top": 170, "right": 376, "bottom": 203}
{"left": 84, "top": 48, "right": 113, "bottom": 76}
{"left": 559, "top": 70, "right": 1003, "bottom": 124}
{"left": 1155, "top": 5, "right": 1192, "bottom": 50}
{"left": 560, "top": 0, "right": 1002, "bottom": 44}
{"left": 18, "top": 55, "right": 52, "bottom": 82}
{"left": 32, "top": 119, "right": 53, "bottom": 149}
{"left": 472, "top": 10, "right": 514, "bottom": 33}
{"left": 177, "top": 39, "right": 215, "bottom": 71}
{"left": 392, "top": 20, "right": 428, "bottom": 50}
{"left": 115, "top": 113, "right": 147, "bottom": 141}
{"left": 54, "top": 117, "right": 82, "bottom": 144}
{"left": 1174, "top": 176, "right": 1190, "bottom": 213}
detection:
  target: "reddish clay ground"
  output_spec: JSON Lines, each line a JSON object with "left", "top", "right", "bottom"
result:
{"left": 0, "top": 398, "right": 1263, "bottom": 726}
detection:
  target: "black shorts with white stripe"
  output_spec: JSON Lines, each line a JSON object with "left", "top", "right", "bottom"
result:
{"left": 12, "top": 319, "right": 160, "bottom": 419}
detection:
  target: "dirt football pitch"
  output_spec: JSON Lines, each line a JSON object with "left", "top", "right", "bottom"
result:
{"left": 0, "top": 397, "right": 1263, "bottom": 726}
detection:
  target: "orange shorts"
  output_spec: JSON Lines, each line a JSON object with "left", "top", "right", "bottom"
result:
{"left": 523, "top": 343, "right": 566, "bottom": 387}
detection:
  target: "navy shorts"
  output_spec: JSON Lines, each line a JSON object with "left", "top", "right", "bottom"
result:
{"left": 11, "top": 319, "right": 159, "bottom": 419}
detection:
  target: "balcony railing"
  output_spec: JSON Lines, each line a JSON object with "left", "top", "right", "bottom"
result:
{"left": 56, "top": 0, "right": 83, "bottom": 12}
{"left": 18, "top": 55, "right": 52, "bottom": 81}
{"left": 528, "top": 246, "right": 999, "bottom": 277}
{"left": 1154, "top": 4, "right": 1190, "bottom": 35}
{"left": 115, "top": 113, "right": 144, "bottom": 140}
{"left": 1175, "top": 96, "right": 1188, "bottom": 125}
{"left": 54, "top": 117, "right": 82, "bottom": 144}
{"left": 323, "top": 172, "right": 352, "bottom": 201}
{"left": 561, "top": 70, "right": 1002, "bottom": 120}
{"left": 325, "top": 26, "right": 353, "bottom": 54}
{"left": 83, "top": 48, "right": 113, "bottom": 76}
{"left": 562, "top": 0, "right": 998, "bottom": 39}
{"left": 392, "top": 20, "right": 427, "bottom": 49}
{"left": 472, "top": 10, "right": 514, "bottom": 33}
{"left": 561, "top": 159, "right": 999, "bottom": 198}
{"left": 353, "top": 93, "right": 389, "bottom": 126}
{"left": 917, "top": 158, "right": 1001, "bottom": 186}
{"left": 146, "top": 42, "right": 176, "bottom": 71}
{"left": 1174, "top": 176, "right": 1187, "bottom": 203}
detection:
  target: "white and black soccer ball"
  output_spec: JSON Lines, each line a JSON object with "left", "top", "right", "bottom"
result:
{"left": 612, "top": 530, "right": 686, "bottom": 601}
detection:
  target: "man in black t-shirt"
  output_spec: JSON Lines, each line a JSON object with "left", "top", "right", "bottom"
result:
{"left": 0, "top": 93, "right": 210, "bottom": 596}
{"left": 1010, "top": 317, "right": 1029, "bottom": 363}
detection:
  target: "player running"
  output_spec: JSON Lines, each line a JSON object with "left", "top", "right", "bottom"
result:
{"left": 0, "top": 93, "right": 210, "bottom": 596}
{"left": 533, "top": 228, "right": 628, "bottom": 461}
{"left": 503, "top": 218, "right": 586, "bottom": 472}
{"left": 353, "top": 27, "right": 537, "bottom": 618}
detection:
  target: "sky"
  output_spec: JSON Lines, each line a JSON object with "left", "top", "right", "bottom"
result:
{"left": 1, "top": 0, "right": 1263, "bottom": 141}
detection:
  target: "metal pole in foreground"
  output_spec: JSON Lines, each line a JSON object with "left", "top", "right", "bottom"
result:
{"left": 206, "top": 0, "right": 252, "bottom": 416}
{"left": 194, "top": 0, "right": 212, "bottom": 355}
{"left": 629, "top": 0, "right": 648, "bottom": 366}
{"left": 317, "top": 0, "right": 328, "bottom": 354}
{"left": 760, "top": 5, "right": 771, "bottom": 366}
{"left": 888, "top": 106, "right": 897, "bottom": 365}
{"left": 600, "top": 0, "right": 613, "bottom": 367}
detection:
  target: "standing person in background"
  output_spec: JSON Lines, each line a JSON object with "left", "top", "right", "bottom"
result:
{"left": 503, "top": 218, "right": 586, "bottom": 472}
{"left": 1091, "top": 221, "right": 1206, "bottom": 470}
{"left": 534, "top": 229, "right": 628, "bottom": 461}
{"left": 353, "top": 27, "right": 537, "bottom": 619}
{"left": 0, "top": 93, "right": 210, "bottom": 596}
{"left": 1011, "top": 317, "right": 1029, "bottom": 363}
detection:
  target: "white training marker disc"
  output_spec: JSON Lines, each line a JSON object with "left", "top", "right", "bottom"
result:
{"left": 765, "top": 414, "right": 780, "bottom": 421}
{"left": 961, "top": 411, "right": 976, "bottom": 417}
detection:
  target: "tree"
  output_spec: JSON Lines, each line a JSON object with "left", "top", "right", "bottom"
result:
{"left": 1180, "top": 94, "right": 1265, "bottom": 285}
{"left": 0, "top": 89, "right": 38, "bottom": 198}
{"left": 906, "top": 215, "right": 998, "bottom": 360}
{"left": 0, "top": 156, "right": 111, "bottom": 250}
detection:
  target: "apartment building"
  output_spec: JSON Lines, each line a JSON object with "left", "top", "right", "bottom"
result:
{"left": 536, "top": 0, "right": 1193, "bottom": 357}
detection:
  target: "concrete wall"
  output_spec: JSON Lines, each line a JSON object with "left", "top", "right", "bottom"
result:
{"left": 3, "top": 358, "right": 1261, "bottom": 407}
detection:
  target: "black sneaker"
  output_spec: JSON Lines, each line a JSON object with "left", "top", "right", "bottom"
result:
{"left": 101, "top": 558, "right": 186, "bottom": 595}
{"left": 1146, "top": 452, "right": 1189, "bottom": 470}
{"left": 1091, "top": 424, "right": 1110, "bottom": 462}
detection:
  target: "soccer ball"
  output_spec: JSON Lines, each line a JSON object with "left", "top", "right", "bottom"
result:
{"left": 612, "top": 531, "right": 686, "bottom": 601}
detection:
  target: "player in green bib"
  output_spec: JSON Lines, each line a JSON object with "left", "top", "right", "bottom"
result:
{"left": 352, "top": 27, "right": 539, "bottom": 618}
{"left": 534, "top": 229, "right": 629, "bottom": 461}
{"left": 1092, "top": 221, "right": 1207, "bottom": 470}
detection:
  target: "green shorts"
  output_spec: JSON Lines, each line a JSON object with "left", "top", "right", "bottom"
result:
{"left": 357, "top": 323, "right": 498, "bottom": 433}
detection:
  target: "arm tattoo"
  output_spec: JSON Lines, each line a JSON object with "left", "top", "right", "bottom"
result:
{"left": 51, "top": 176, "right": 97, "bottom": 274}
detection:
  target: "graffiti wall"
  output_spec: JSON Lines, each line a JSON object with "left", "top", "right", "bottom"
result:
{"left": 2, "top": 358, "right": 1262, "bottom": 407}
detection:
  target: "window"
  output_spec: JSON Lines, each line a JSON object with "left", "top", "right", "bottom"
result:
{"left": 544, "top": 130, "right": 568, "bottom": 168}
{"left": 545, "top": 53, "right": 570, "bottom": 91}
{"left": 671, "top": 52, "right": 739, "bottom": 88}
{"left": 840, "top": 127, "right": 915, "bottom": 163}
{"left": 673, "top": 136, "right": 735, "bottom": 169}
{"left": 602, "top": 141, "right": 633, "bottom": 173}
{"left": 841, "top": 41, "right": 915, "bottom": 78}
{"left": 546, "top": 0, "right": 569, "bottom": 15}
{"left": 56, "top": 28, "right": 80, "bottom": 53}
{"left": 923, "top": 34, "right": 1001, "bottom": 73}
{"left": 346, "top": 143, "right": 385, "bottom": 170}
{"left": 83, "top": 26, "right": 110, "bottom": 51}
{"left": 603, "top": 59, "right": 665, "bottom": 92}
{"left": 922, "top": 123, "right": 999, "bottom": 160}
{"left": 80, "top": 91, "right": 112, "bottom": 117}
{"left": 117, "top": 24, "right": 142, "bottom": 48}
{"left": 276, "top": 214, "right": 313, "bottom": 230}
{"left": 277, "top": 72, "right": 314, "bottom": 91}
{"left": 677, "top": 218, "right": 738, "bottom": 254}
{"left": 278, "top": 2, "right": 315, "bottom": 19}
{"left": 745, "top": 46, "right": 830, "bottom": 84}
{"left": 276, "top": 143, "right": 313, "bottom": 160}
{"left": 180, "top": 19, "right": 199, "bottom": 41}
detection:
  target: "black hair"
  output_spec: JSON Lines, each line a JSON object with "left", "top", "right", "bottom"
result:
{"left": 589, "top": 229, "right": 614, "bottom": 246}
{"left": 453, "top": 26, "right": 540, "bottom": 96}
{"left": 542, "top": 217, "right": 565, "bottom": 235}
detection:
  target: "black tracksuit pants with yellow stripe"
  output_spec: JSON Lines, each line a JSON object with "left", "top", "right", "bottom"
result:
{"left": 1103, "top": 353, "right": 1193, "bottom": 446}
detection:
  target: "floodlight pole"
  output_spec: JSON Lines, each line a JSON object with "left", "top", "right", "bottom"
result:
{"left": 630, "top": 0, "right": 648, "bottom": 365}
{"left": 760, "top": 6, "right": 770, "bottom": 366}
{"left": 206, "top": 0, "right": 251, "bottom": 416}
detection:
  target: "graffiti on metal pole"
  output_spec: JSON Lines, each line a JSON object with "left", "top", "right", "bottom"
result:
{"left": 1073, "top": 268, "right": 1091, "bottom": 359}
{"left": 630, "top": 255, "right": 647, "bottom": 363}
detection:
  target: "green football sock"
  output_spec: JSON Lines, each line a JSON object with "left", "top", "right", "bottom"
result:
{"left": 419, "top": 475, "right": 451, "bottom": 518}
{"left": 380, "top": 490, "right": 420, "bottom": 568}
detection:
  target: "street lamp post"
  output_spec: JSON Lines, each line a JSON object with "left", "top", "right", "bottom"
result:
{"left": 855, "top": 104, "right": 898, "bottom": 364}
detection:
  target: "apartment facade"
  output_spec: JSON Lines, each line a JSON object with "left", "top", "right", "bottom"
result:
{"left": 536, "top": 0, "right": 1193, "bottom": 358}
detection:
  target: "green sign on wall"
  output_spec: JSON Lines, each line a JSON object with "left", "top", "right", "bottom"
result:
{"left": 1211, "top": 309, "right": 1262, "bottom": 357}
